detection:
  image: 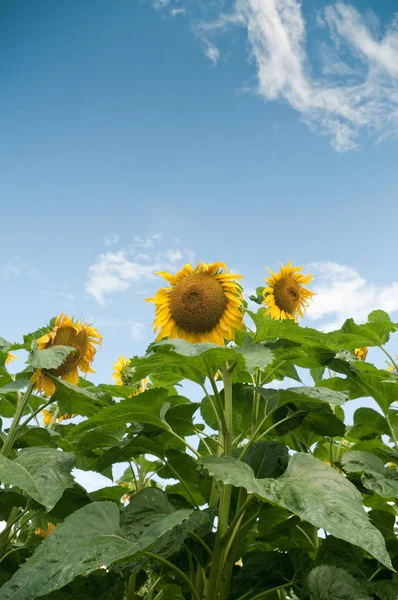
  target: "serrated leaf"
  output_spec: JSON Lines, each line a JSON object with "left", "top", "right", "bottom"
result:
{"left": 307, "top": 565, "right": 372, "bottom": 600}
{"left": 0, "top": 447, "right": 75, "bottom": 510}
{"left": 202, "top": 453, "right": 393, "bottom": 569}
{"left": 0, "top": 501, "right": 192, "bottom": 600}
{"left": 27, "top": 344, "right": 76, "bottom": 370}
{"left": 341, "top": 451, "right": 398, "bottom": 498}
{"left": 51, "top": 378, "right": 113, "bottom": 417}
{"left": 236, "top": 344, "right": 274, "bottom": 373}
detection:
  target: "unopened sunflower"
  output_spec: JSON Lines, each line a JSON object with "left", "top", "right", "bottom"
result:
{"left": 5, "top": 353, "right": 18, "bottom": 364}
{"left": 262, "top": 262, "right": 314, "bottom": 321}
{"left": 354, "top": 347, "right": 368, "bottom": 362}
{"left": 146, "top": 262, "right": 243, "bottom": 345}
{"left": 32, "top": 313, "right": 102, "bottom": 397}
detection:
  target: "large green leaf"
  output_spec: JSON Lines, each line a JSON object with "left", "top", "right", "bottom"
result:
{"left": 0, "top": 501, "right": 192, "bottom": 600}
{"left": 202, "top": 453, "right": 393, "bottom": 569}
{"left": 307, "top": 565, "right": 372, "bottom": 600}
{"left": 70, "top": 388, "right": 197, "bottom": 443}
{"left": 347, "top": 408, "right": 390, "bottom": 441}
{"left": 280, "top": 386, "right": 347, "bottom": 406}
{"left": 0, "top": 447, "right": 75, "bottom": 510}
{"left": 51, "top": 378, "right": 113, "bottom": 417}
{"left": 341, "top": 451, "right": 398, "bottom": 498}
{"left": 249, "top": 309, "right": 341, "bottom": 350}
{"left": 329, "top": 311, "right": 397, "bottom": 349}
{"left": 27, "top": 344, "right": 76, "bottom": 370}
{"left": 128, "top": 339, "right": 246, "bottom": 386}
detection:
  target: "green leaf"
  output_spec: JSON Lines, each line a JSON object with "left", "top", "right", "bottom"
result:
{"left": 307, "top": 565, "right": 372, "bottom": 600}
{"left": 0, "top": 447, "right": 75, "bottom": 510}
{"left": 27, "top": 344, "right": 76, "bottom": 370}
{"left": 0, "top": 501, "right": 192, "bottom": 600}
{"left": 330, "top": 311, "right": 396, "bottom": 349}
{"left": 202, "top": 453, "right": 393, "bottom": 569}
{"left": 347, "top": 408, "right": 390, "bottom": 441}
{"left": 369, "top": 581, "right": 398, "bottom": 600}
{"left": 249, "top": 309, "right": 341, "bottom": 350}
{"left": 129, "top": 339, "right": 246, "bottom": 386}
{"left": 0, "top": 378, "right": 31, "bottom": 393}
{"left": 341, "top": 451, "right": 398, "bottom": 498}
{"left": 51, "top": 378, "right": 113, "bottom": 417}
{"left": 236, "top": 344, "right": 274, "bottom": 372}
{"left": 280, "top": 386, "right": 347, "bottom": 406}
{"left": 70, "top": 388, "right": 196, "bottom": 440}
{"left": 240, "top": 441, "right": 289, "bottom": 479}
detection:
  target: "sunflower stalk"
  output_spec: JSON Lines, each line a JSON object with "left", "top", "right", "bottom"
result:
{"left": 1, "top": 383, "right": 35, "bottom": 458}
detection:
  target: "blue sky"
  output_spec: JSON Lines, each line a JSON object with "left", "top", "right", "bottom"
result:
{"left": 2, "top": 0, "right": 398, "bottom": 484}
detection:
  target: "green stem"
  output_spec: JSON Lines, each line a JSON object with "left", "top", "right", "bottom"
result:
{"left": 168, "top": 429, "right": 201, "bottom": 458}
{"left": 20, "top": 397, "right": 54, "bottom": 428}
{"left": 1, "top": 383, "right": 35, "bottom": 457}
{"left": 189, "top": 530, "right": 213, "bottom": 559}
{"left": 329, "top": 438, "right": 334, "bottom": 467}
{"left": 207, "top": 369, "right": 229, "bottom": 446}
{"left": 222, "top": 364, "right": 233, "bottom": 455}
{"left": 143, "top": 551, "right": 201, "bottom": 600}
{"left": 386, "top": 415, "right": 398, "bottom": 451}
{"left": 237, "top": 581, "right": 296, "bottom": 600}
{"left": 251, "top": 373, "right": 261, "bottom": 437}
{"left": 369, "top": 565, "right": 384, "bottom": 581}
{"left": 379, "top": 345, "right": 398, "bottom": 372}
{"left": 239, "top": 412, "right": 304, "bottom": 460}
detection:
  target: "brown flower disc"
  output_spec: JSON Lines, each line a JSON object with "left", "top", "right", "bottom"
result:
{"left": 273, "top": 276, "right": 301, "bottom": 315}
{"left": 169, "top": 273, "right": 227, "bottom": 334}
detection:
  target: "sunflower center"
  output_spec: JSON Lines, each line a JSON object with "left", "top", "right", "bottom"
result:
{"left": 47, "top": 325, "right": 88, "bottom": 377}
{"left": 273, "top": 276, "right": 301, "bottom": 314}
{"left": 169, "top": 273, "right": 227, "bottom": 334}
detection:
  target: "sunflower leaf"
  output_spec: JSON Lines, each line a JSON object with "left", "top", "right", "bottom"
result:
{"left": 27, "top": 344, "right": 76, "bottom": 370}
{"left": 341, "top": 451, "right": 398, "bottom": 498}
{"left": 307, "top": 565, "right": 372, "bottom": 600}
{"left": 0, "top": 447, "right": 75, "bottom": 511}
{"left": 0, "top": 501, "right": 192, "bottom": 600}
{"left": 201, "top": 453, "right": 393, "bottom": 569}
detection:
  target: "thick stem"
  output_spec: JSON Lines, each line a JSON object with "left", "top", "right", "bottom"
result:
{"left": 1, "top": 383, "right": 35, "bottom": 458}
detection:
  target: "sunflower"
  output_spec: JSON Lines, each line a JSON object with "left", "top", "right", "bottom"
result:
{"left": 42, "top": 408, "right": 78, "bottom": 426}
{"left": 146, "top": 262, "right": 243, "bottom": 345}
{"left": 32, "top": 313, "right": 102, "bottom": 397}
{"left": 354, "top": 347, "right": 368, "bottom": 362}
{"left": 112, "top": 355, "right": 148, "bottom": 394}
{"left": 262, "top": 262, "right": 314, "bottom": 321}
{"left": 35, "top": 523, "right": 56, "bottom": 538}
{"left": 5, "top": 353, "right": 18, "bottom": 364}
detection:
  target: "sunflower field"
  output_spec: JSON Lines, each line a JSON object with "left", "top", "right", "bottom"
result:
{"left": 1, "top": 261, "right": 398, "bottom": 600}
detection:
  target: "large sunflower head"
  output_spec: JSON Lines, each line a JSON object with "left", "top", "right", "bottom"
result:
{"left": 262, "top": 262, "right": 314, "bottom": 321}
{"left": 146, "top": 262, "right": 244, "bottom": 345}
{"left": 32, "top": 313, "right": 102, "bottom": 397}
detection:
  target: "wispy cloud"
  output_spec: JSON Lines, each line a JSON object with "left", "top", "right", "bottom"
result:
{"left": 305, "top": 262, "right": 398, "bottom": 330}
{"left": 196, "top": 0, "right": 398, "bottom": 150}
{"left": 130, "top": 321, "right": 146, "bottom": 340}
{"left": 104, "top": 232, "right": 120, "bottom": 247}
{"left": 86, "top": 235, "right": 194, "bottom": 305}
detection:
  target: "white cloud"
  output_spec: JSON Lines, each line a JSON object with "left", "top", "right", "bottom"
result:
{"left": 130, "top": 321, "right": 146, "bottom": 340}
{"left": 170, "top": 7, "right": 186, "bottom": 17}
{"left": 86, "top": 236, "right": 195, "bottom": 305}
{"left": 305, "top": 262, "right": 398, "bottom": 330}
{"left": 200, "top": 0, "right": 398, "bottom": 150}
{"left": 86, "top": 251, "right": 159, "bottom": 305}
{"left": 167, "top": 249, "right": 183, "bottom": 262}
{"left": 1, "top": 263, "right": 20, "bottom": 277}
{"left": 104, "top": 232, "right": 120, "bottom": 247}
{"left": 204, "top": 42, "right": 220, "bottom": 64}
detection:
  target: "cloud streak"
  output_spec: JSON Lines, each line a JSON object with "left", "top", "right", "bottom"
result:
{"left": 198, "top": 0, "right": 398, "bottom": 150}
